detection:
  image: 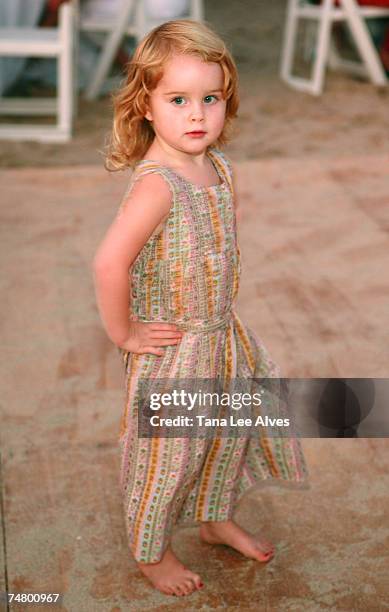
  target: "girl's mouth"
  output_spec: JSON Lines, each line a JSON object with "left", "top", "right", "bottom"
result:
{"left": 186, "top": 131, "right": 206, "bottom": 138}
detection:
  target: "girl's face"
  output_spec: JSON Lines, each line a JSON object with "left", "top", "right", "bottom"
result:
{"left": 144, "top": 53, "right": 227, "bottom": 157}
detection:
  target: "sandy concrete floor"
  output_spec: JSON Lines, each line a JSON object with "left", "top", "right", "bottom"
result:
{"left": 1, "top": 156, "right": 389, "bottom": 610}
{"left": 1, "top": 0, "right": 389, "bottom": 610}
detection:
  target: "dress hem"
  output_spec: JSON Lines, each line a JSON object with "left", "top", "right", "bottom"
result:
{"left": 173, "top": 473, "right": 312, "bottom": 531}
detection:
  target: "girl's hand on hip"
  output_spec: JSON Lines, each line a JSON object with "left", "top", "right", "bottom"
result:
{"left": 119, "top": 321, "right": 183, "bottom": 356}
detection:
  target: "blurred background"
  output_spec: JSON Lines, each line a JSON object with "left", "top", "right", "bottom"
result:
{"left": 1, "top": 0, "right": 388, "bottom": 165}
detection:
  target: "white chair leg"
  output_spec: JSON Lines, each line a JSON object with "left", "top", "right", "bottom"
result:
{"left": 341, "top": 0, "right": 388, "bottom": 86}
{"left": 310, "top": 0, "right": 334, "bottom": 95}
{"left": 281, "top": 0, "right": 334, "bottom": 95}
{"left": 84, "top": 0, "right": 137, "bottom": 101}
{"left": 280, "top": 0, "right": 300, "bottom": 82}
{"left": 281, "top": 0, "right": 388, "bottom": 94}
{"left": 58, "top": 2, "right": 73, "bottom": 138}
{"left": 72, "top": 0, "right": 80, "bottom": 119}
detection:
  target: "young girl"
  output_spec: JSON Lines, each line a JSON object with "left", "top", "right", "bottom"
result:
{"left": 93, "top": 19, "right": 309, "bottom": 598}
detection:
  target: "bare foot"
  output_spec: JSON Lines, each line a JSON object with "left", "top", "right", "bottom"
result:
{"left": 137, "top": 545, "right": 204, "bottom": 596}
{"left": 200, "top": 519, "right": 275, "bottom": 562}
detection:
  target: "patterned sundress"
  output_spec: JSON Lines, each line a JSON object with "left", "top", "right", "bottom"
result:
{"left": 117, "top": 146, "right": 309, "bottom": 563}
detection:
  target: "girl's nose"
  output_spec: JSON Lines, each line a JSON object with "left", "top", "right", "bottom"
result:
{"left": 189, "top": 103, "right": 204, "bottom": 121}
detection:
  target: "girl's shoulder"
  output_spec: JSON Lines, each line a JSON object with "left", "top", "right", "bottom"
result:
{"left": 129, "top": 158, "right": 177, "bottom": 194}
{"left": 132, "top": 158, "right": 172, "bottom": 178}
{"left": 117, "top": 161, "right": 176, "bottom": 218}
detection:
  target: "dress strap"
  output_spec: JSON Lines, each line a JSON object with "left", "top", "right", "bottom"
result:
{"left": 207, "top": 146, "right": 234, "bottom": 196}
{"left": 116, "top": 161, "right": 176, "bottom": 218}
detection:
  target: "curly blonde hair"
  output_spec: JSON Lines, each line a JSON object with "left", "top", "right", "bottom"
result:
{"left": 104, "top": 19, "right": 239, "bottom": 172}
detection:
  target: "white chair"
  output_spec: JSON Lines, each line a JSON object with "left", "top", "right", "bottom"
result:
{"left": 0, "top": 1, "right": 78, "bottom": 142}
{"left": 82, "top": 0, "right": 204, "bottom": 101}
{"left": 280, "top": 0, "right": 389, "bottom": 95}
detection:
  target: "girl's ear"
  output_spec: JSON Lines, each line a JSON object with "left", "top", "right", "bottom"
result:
{"left": 144, "top": 100, "right": 153, "bottom": 121}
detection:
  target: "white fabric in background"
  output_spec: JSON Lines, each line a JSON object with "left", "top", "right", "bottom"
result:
{"left": 81, "top": 0, "right": 123, "bottom": 21}
{"left": 145, "top": 0, "right": 190, "bottom": 19}
{"left": 81, "top": 0, "right": 190, "bottom": 21}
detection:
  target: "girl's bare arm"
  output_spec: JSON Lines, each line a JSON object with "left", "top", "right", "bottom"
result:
{"left": 92, "top": 173, "right": 176, "bottom": 347}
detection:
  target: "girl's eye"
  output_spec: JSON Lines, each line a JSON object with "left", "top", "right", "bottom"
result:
{"left": 171, "top": 95, "right": 219, "bottom": 105}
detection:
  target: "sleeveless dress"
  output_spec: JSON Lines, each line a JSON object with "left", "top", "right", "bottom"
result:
{"left": 117, "top": 146, "right": 309, "bottom": 564}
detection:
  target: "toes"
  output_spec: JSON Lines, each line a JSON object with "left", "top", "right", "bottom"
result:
{"left": 158, "top": 581, "right": 175, "bottom": 596}
{"left": 175, "top": 580, "right": 195, "bottom": 596}
{"left": 256, "top": 539, "right": 274, "bottom": 554}
{"left": 164, "top": 586, "right": 175, "bottom": 596}
{"left": 254, "top": 544, "right": 274, "bottom": 562}
{"left": 186, "top": 570, "right": 202, "bottom": 589}
{"left": 261, "top": 550, "right": 274, "bottom": 561}
{"left": 173, "top": 584, "right": 185, "bottom": 597}
{"left": 186, "top": 571, "right": 203, "bottom": 590}
{"left": 182, "top": 579, "right": 194, "bottom": 595}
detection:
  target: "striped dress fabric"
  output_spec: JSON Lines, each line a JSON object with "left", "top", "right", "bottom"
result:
{"left": 117, "top": 146, "right": 309, "bottom": 563}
